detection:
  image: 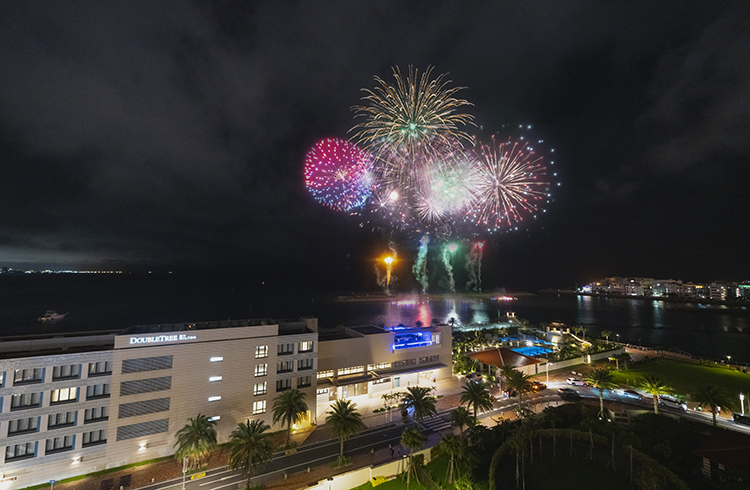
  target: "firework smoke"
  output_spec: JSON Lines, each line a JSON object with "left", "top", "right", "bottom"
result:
{"left": 466, "top": 241, "right": 485, "bottom": 292}
{"left": 441, "top": 242, "right": 458, "bottom": 293}
{"left": 412, "top": 234, "right": 430, "bottom": 294}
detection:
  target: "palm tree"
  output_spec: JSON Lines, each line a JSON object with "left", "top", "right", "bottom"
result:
{"left": 449, "top": 406, "right": 475, "bottom": 440}
{"left": 272, "top": 389, "right": 308, "bottom": 446}
{"left": 326, "top": 399, "right": 365, "bottom": 464}
{"left": 505, "top": 369, "right": 533, "bottom": 413}
{"left": 434, "top": 434, "right": 462, "bottom": 484}
{"left": 584, "top": 367, "right": 616, "bottom": 418}
{"left": 600, "top": 330, "right": 613, "bottom": 343}
{"left": 573, "top": 325, "right": 587, "bottom": 341}
{"left": 615, "top": 352, "right": 632, "bottom": 370}
{"left": 692, "top": 384, "right": 735, "bottom": 427}
{"left": 401, "top": 428, "right": 427, "bottom": 490}
{"left": 460, "top": 381, "right": 494, "bottom": 423}
{"left": 497, "top": 364, "right": 516, "bottom": 392}
{"left": 401, "top": 386, "right": 437, "bottom": 423}
{"left": 174, "top": 414, "right": 218, "bottom": 469}
{"left": 228, "top": 419, "right": 273, "bottom": 487}
{"left": 638, "top": 374, "right": 671, "bottom": 414}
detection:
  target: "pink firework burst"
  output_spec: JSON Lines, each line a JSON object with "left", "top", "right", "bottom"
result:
{"left": 304, "top": 138, "right": 374, "bottom": 212}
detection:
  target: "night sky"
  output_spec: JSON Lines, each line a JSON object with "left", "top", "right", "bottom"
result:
{"left": 1, "top": 1, "right": 749, "bottom": 291}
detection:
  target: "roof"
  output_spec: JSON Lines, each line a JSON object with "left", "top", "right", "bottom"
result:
{"left": 468, "top": 348, "right": 541, "bottom": 368}
{"left": 693, "top": 430, "right": 750, "bottom": 471}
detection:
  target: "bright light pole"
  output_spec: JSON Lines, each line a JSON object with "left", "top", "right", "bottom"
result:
{"left": 741, "top": 393, "right": 745, "bottom": 415}
{"left": 727, "top": 355, "right": 731, "bottom": 365}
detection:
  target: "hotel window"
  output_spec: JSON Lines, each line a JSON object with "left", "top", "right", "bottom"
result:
{"left": 52, "top": 364, "right": 80, "bottom": 380}
{"left": 432, "top": 333, "right": 441, "bottom": 344}
{"left": 276, "top": 379, "right": 292, "bottom": 392}
{"left": 48, "top": 411, "right": 76, "bottom": 428}
{"left": 299, "top": 341, "right": 314, "bottom": 353}
{"left": 51, "top": 387, "right": 78, "bottom": 404}
{"left": 5, "top": 442, "right": 35, "bottom": 461}
{"left": 84, "top": 406, "right": 109, "bottom": 423}
{"left": 14, "top": 368, "right": 43, "bottom": 385}
{"left": 317, "top": 370, "right": 333, "bottom": 380}
{"left": 8, "top": 416, "right": 39, "bottom": 435}
{"left": 367, "top": 362, "right": 392, "bottom": 371}
{"left": 255, "top": 345, "right": 269, "bottom": 359}
{"left": 419, "top": 355, "right": 439, "bottom": 364}
{"left": 277, "top": 360, "right": 294, "bottom": 373}
{"left": 254, "top": 364, "right": 268, "bottom": 377}
{"left": 254, "top": 382, "right": 267, "bottom": 396}
{"left": 11, "top": 392, "right": 41, "bottom": 410}
{"left": 82, "top": 429, "right": 107, "bottom": 447}
{"left": 393, "top": 359, "right": 416, "bottom": 368}
{"left": 373, "top": 377, "right": 392, "bottom": 385}
{"left": 88, "top": 361, "right": 113, "bottom": 376}
{"left": 253, "top": 400, "right": 266, "bottom": 415}
{"left": 298, "top": 358, "right": 314, "bottom": 371}
{"left": 45, "top": 435, "right": 74, "bottom": 454}
{"left": 86, "top": 383, "right": 110, "bottom": 399}
{"left": 337, "top": 365, "right": 364, "bottom": 376}
{"left": 297, "top": 375, "right": 312, "bottom": 388}
{"left": 277, "top": 343, "right": 294, "bottom": 356}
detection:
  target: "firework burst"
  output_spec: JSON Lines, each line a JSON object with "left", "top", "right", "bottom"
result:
{"left": 350, "top": 66, "right": 475, "bottom": 193}
{"left": 304, "top": 138, "right": 373, "bottom": 212}
{"left": 468, "top": 136, "right": 550, "bottom": 231}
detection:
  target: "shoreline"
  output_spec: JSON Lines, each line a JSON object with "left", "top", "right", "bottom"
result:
{"left": 332, "top": 291, "right": 534, "bottom": 303}
{"left": 540, "top": 289, "right": 750, "bottom": 309}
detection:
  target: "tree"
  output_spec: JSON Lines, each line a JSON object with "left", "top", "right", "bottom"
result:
{"left": 272, "top": 389, "right": 308, "bottom": 446}
{"left": 615, "top": 352, "right": 632, "bottom": 370}
{"left": 449, "top": 406, "right": 475, "bottom": 440}
{"left": 174, "top": 414, "right": 218, "bottom": 469}
{"left": 401, "top": 428, "right": 427, "bottom": 490}
{"left": 325, "top": 399, "right": 365, "bottom": 464}
{"left": 638, "top": 375, "right": 671, "bottom": 414}
{"left": 228, "top": 419, "right": 273, "bottom": 487}
{"left": 505, "top": 369, "right": 533, "bottom": 413}
{"left": 573, "top": 325, "right": 587, "bottom": 341}
{"left": 460, "top": 381, "right": 494, "bottom": 423}
{"left": 401, "top": 386, "right": 437, "bottom": 422}
{"left": 692, "top": 384, "right": 736, "bottom": 427}
{"left": 601, "top": 330, "right": 613, "bottom": 343}
{"left": 585, "top": 367, "right": 616, "bottom": 418}
{"left": 434, "top": 434, "right": 462, "bottom": 484}
{"left": 497, "top": 364, "right": 516, "bottom": 392}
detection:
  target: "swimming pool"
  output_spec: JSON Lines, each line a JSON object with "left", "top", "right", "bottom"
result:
{"left": 511, "top": 346, "right": 553, "bottom": 356}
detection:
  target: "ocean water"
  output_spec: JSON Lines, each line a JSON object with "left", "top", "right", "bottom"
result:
{"left": 1, "top": 275, "right": 749, "bottom": 363}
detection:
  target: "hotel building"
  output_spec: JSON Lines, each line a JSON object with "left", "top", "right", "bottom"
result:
{"left": 0, "top": 318, "right": 450, "bottom": 488}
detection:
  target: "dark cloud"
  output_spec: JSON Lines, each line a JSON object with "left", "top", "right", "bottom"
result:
{"left": 0, "top": 1, "right": 747, "bottom": 288}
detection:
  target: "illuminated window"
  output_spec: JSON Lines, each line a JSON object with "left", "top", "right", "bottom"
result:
{"left": 337, "top": 366, "right": 364, "bottom": 376}
{"left": 210, "top": 357, "right": 223, "bottom": 362}
{"left": 253, "top": 400, "right": 266, "bottom": 415}
{"left": 209, "top": 376, "right": 223, "bottom": 382}
{"left": 51, "top": 387, "right": 78, "bottom": 404}
{"left": 367, "top": 362, "right": 391, "bottom": 371}
{"left": 299, "top": 341, "right": 314, "bottom": 353}
{"left": 254, "top": 364, "right": 268, "bottom": 377}
{"left": 316, "top": 370, "right": 333, "bottom": 380}
{"left": 254, "top": 382, "right": 267, "bottom": 396}
{"left": 255, "top": 345, "right": 269, "bottom": 359}
{"left": 208, "top": 396, "right": 221, "bottom": 402}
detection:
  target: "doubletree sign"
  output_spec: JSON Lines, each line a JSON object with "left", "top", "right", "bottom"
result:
{"left": 129, "top": 334, "right": 197, "bottom": 345}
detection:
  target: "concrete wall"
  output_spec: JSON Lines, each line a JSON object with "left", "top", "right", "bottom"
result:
{"left": 542, "top": 348, "right": 625, "bottom": 373}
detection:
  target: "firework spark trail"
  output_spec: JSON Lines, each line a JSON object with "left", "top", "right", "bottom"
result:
{"left": 441, "top": 242, "right": 457, "bottom": 293}
{"left": 412, "top": 234, "right": 430, "bottom": 294}
{"left": 468, "top": 136, "right": 549, "bottom": 232}
{"left": 465, "top": 241, "right": 485, "bottom": 292}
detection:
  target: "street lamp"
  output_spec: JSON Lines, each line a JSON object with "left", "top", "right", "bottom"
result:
{"left": 182, "top": 456, "right": 188, "bottom": 490}
{"left": 727, "top": 355, "right": 731, "bottom": 365}
{"left": 741, "top": 393, "right": 745, "bottom": 415}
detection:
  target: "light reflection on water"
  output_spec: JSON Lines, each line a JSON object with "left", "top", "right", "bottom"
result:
{"left": 324, "top": 294, "right": 750, "bottom": 363}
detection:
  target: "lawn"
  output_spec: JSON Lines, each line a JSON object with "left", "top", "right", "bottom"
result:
{"left": 611, "top": 358, "right": 750, "bottom": 399}
{"left": 523, "top": 457, "right": 638, "bottom": 490}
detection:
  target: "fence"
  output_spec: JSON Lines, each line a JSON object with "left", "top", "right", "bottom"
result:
{"left": 304, "top": 448, "right": 432, "bottom": 490}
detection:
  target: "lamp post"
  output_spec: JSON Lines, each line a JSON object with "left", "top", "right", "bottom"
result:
{"left": 741, "top": 393, "right": 745, "bottom": 415}
{"left": 727, "top": 355, "right": 731, "bottom": 365}
{"left": 182, "top": 456, "right": 188, "bottom": 490}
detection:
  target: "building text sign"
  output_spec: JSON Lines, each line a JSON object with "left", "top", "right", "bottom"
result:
{"left": 129, "top": 334, "right": 197, "bottom": 345}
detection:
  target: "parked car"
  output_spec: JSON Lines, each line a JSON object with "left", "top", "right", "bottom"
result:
{"left": 558, "top": 387, "right": 580, "bottom": 399}
{"left": 465, "top": 372, "right": 483, "bottom": 383}
{"left": 531, "top": 381, "right": 547, "bottom": 391}
{"left": 566, "top": 377, "right": 588, "bottom": 386}
{"left": 732, "top": 412, "right": 750, "bottom": 426}
{"left": 658, "top": 395, "right": 687, "bottom": 410}
{"left": 503, "top": 389, "right": 518, "bottom": 398}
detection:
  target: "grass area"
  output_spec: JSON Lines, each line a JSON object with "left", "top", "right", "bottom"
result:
{"left": 350, "top": 476, "right": 429, "bottom": 490}
{"left": 611, "top": 358, "right": 750, "bottom": 398}
{"left": 524, "top": 457, "right": 638, "bottom": 490}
